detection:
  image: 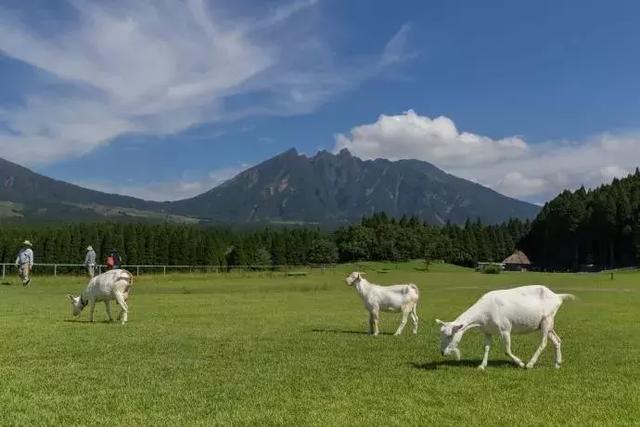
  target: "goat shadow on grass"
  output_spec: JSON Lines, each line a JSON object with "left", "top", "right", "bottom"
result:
{"left": 62, "top": 319, "right": 117, "bottom": 325}
{"left": 310, "top": 328, "right": 394, "bottom": 336}
{"left": 410, "top": 359, "right": 516, "bottom": 370}
{"left": 1, "top": 281, "right": 12, "bottom": 286}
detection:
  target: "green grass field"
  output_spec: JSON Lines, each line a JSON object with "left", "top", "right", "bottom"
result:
{"left": 0, "top": 262, "right": 638, "bottom": 426}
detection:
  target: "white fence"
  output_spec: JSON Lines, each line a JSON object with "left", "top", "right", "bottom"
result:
{"left": 1, "top": 263, "right": 336, "bottom": 279}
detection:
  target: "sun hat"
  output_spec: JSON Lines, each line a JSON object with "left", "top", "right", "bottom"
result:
{"left": 86, "top": 246, "right": 93, "bottom": 251}
{"left": 23, "top": 240, "right": 32, "bottom": 247}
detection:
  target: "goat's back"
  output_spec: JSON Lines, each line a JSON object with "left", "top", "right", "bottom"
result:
{"left": 86, "top": 269, "right": 132, "bottom": 297}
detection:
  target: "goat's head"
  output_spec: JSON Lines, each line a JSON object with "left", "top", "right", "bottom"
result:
{"left": 435, "top": 319, "right": 464, "bottom": 360}
{"left": 68, "top": 294, "right": 87, "bottom": 316}
{"left": 345, "top": 271, "right": 366, "bottom": 286}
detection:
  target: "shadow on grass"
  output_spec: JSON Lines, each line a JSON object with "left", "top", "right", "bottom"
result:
{"left": 310, "top": 328, "right": 394, "bottom": 336}
{"left": 62, "top": 319, "right": 117, "bottom": 324}
{"left": 1, "top": 282, "right": 13, "bottom": 286}
{"left": 410, "top": 359, "right": 517, "bottom": 370}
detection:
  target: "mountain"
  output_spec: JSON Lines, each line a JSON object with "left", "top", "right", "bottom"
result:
{"left": 0, "top": 150, "right": 539, "bottom": 225}
{"left": 168, "top": 148, "right": 539, "bottom": 225}
{"left": 0, "top": 157, "right": 193, "bottom": 223}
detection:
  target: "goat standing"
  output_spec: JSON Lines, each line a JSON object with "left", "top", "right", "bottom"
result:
{"left": 346, "top": 272, "right": 419, "bottom": 336}
{"left": 436, "top": 285, "right": 574, "bottom": 369}
{"left": 68, "top": 269, "right": 133, "bottom": 324}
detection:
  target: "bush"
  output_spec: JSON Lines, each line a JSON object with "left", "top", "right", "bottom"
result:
{"left": 482, "top": 265, "right": 502, "bottom": 274}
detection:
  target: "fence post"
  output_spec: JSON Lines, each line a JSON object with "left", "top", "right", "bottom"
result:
{"left": 54, "top": 264, "right": 57, "bottom": 276}
{"left": 163, "top": 266, "right": 166, "bottom": 276}
{"left": 136, "top": 266, "right": 140, "bottom": 276}
{"left": 2, "top": 264, "right": 5, "bottom": 280}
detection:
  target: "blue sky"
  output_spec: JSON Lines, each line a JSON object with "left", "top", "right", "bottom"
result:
{"left": 1, "top": 0, "right": 639, "bottom": 203}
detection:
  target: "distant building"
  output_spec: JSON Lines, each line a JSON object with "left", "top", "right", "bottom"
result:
{"left": 502, "top": 250, "right": 532, "bottom": 271}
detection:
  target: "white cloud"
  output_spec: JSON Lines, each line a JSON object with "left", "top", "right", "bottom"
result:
{"left": 335, "top": 110, "right": 529, "bottom": 167}
{"left": 0, "top": 1, "right": 412, "bottom": 166}
{"left": 334, "top": 111, "right": 640, "bottom": 202}
{"left": 75, "top": 165, "right": 248, "bottom": 201}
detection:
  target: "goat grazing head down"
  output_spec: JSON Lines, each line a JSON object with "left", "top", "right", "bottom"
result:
{"left": 345, "top": 271, "right": 366, "bottom": 286}
{"left": 68, "top": 294, "right": 87, "bottom": 316}
{"left": 436, "top": 319, "right": 464, "bottom": 360}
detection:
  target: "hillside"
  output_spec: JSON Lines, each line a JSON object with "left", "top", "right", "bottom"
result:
{"left": 169, "top": 148, "right": 539, "bottom": 225}
{"left": 0, "top": 150, "right": 539, "bottom": 225}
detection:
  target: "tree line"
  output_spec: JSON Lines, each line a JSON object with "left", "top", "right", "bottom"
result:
{"left": 519, "top": 168, "right": 640, "bottom": 270}
{"left": 0, "top": 214, "right": 530, "bottom": 268}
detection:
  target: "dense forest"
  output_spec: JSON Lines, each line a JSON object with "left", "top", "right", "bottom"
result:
{"left": 0, "top": 214, "right": 530, "bottom": 268}
{"left": 520, "top": 169, "right": 640, "bottom": 270}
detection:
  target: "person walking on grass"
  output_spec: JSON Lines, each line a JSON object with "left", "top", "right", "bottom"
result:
{"left": 106, "top": 249, "right": 121, "bottom": 270}
{"left": 111, "top": 249, "right": 122, "bottom": 269}
{"left": 84, "top": 246, "right": 96, "bottom": 277}
{"left": 15, "top": 240, "right": 34, "bottom": 286}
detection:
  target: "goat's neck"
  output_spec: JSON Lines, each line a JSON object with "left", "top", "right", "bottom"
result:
{"left": 354, "top": 278, "right": 371, "bottom": 295}
{"left": 454, "top": 304, "right": 484, "bottom": 332}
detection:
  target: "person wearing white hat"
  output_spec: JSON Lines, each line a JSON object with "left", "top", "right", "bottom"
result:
{"left": 84, "top": 245, "right": 97, "bottom": 278}
{"left": 15, "top": 240, "right": 34, "bottom": 286}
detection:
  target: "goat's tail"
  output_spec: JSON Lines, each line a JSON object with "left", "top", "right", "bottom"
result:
{"left": 120, "top": 269, "right": 134, "bottom": 288}
{"left": 409, "top": 283, "right": 419, "bottom": 296}
{"left": 558, "top": 293, "right": 575, "bottom": 302}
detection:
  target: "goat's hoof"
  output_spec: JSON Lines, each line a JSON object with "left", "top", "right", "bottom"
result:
{"left": 393, "top": 332, "right": 401, "bottom": 336}
{"left": 554, "top": 363, "right": 561, "bottom": 369}
{"left": 525, "top": 363, "right": 534, "bottom": 369}
{"left": 477, "top": 365, "right": 486, "bottom": 370}
{"left": 517, "top": 362, "right": 525, "bottom": 368}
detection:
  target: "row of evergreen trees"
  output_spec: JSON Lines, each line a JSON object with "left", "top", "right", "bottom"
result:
{"left": 0, "top": 214, "right": 530, "bottom": 267}
{"left": 520, "top": 169, "right": 640, "bottom": 270}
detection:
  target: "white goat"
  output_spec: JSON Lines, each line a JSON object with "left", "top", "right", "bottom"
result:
{"left": 68, "top": 269, "right": 133, "bottom": 324}
{"left": 436, "top": 285, "right": 574, "bottom": 369}
{"left": 346, "top": 272, "right": 419, "bottom": 336}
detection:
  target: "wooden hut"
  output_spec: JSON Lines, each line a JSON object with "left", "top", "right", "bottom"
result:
{"left": 502, "top": 250, "right": 532, "bottom": 271}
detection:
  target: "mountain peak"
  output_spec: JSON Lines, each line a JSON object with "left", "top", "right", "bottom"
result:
{"left": 170, "top": 149, "right": 539, "bottom": 225}
{"left": 0, "top": 151, "right": 539, "bottom": 225}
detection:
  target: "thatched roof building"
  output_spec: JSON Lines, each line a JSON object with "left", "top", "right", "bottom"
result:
{"left": 502, "top": 250, "right": 532, "bottom": 271}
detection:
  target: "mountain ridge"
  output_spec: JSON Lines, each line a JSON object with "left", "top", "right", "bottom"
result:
{"left": 0, "top": 150, "right": 539, "bottom": 225}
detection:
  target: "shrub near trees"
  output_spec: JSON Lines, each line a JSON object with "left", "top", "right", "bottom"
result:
{"left": 0, "top": 214, "right": 530, "bottom": 268}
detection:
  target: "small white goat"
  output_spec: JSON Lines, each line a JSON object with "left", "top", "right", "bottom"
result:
{"left": 436, "top": 285, "right": 574, "bottom": 369}
{"left": 68, "top": 269, "right": 133, "bottom": 324}
{"left": 346, "top": 272, "right": 419, "bottom": 336}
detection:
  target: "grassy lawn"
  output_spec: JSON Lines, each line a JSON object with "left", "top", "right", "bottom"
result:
{"left": 0, "top": 262, "right": 638, "bottom": 425}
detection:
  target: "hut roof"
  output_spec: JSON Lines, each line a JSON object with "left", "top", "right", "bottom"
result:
{"left": 503, "top": 250, "right": 531, "bottom": 265}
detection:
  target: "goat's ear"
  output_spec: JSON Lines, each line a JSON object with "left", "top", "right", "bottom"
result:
{"left": 452, "top": 324, "right": 464, "bottom": 333}
{"left": 435, "top": 319, "right": 445, "bottom": 326}
{"left": 67, "top": 294, "right": 75, "bottom": 301}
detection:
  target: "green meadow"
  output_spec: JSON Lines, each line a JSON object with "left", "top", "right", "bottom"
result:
{"left": 0, "top": 262, "right": 638, "bottom": 426}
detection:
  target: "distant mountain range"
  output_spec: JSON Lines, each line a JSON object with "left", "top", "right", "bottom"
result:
{"left": 0, "top": 149, "right": 539, "bottom": 225}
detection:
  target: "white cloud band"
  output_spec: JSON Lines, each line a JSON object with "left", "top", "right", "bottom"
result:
{"left": 335, "top": 110, "right": 640, "bottom": 202}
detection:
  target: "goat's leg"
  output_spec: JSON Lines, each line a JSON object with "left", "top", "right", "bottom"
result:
{"left": 369, "top": 310, "right": 379, "bottom": 336}
{"left": 368, "top": 312, "right": 374, "bottom": 335}
{"left": 527, "top": 318, "right": 552, "bottom": 369}
{"left": 548, "top": 330, "right": 562, "bottom": 368}
{"left": 394, "top": 307, "right": 410, "bottom": 336}
{"left": 115, "top": 292, "right": 128, "bottom": 324}
{"left": 88, "top": 299, "right": 96, "bottom": 322}
{"left": 500, "top": 330, "right": 525, "bottom": 367}
{"left": 104, "top": 300, "right": 113, "bottom": 322}
{"left": 478, "top": 333, "right": 492, "bottom": 370}
{"left": 410, "top": 305, "right": 419, "bottom": 335}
